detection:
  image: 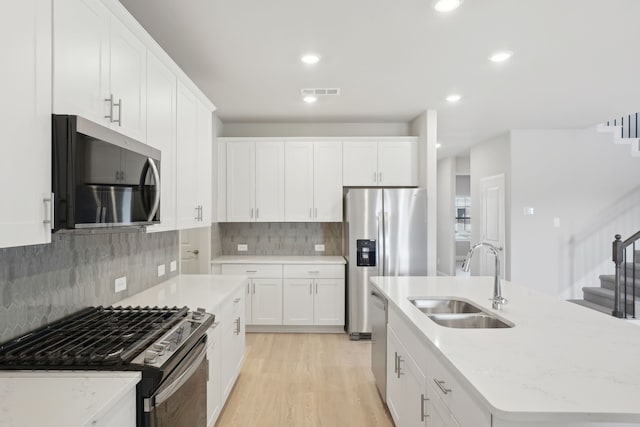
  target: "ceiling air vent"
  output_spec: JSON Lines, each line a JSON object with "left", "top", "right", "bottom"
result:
{"left": 301, "top": 88, "right": 341, "bottom": 97}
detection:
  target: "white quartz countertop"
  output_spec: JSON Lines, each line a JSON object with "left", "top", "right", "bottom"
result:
{"left": 371, "top": 276, "right": 640, "bottom": 422}
{"left": 0, "top": 371, "right": 140, "bottom": 427}
{"left": 211, "top": 255, "right": 345, "bottom": 264}
{"left": 116, "top": 274, "right": 247, "bottom": 313}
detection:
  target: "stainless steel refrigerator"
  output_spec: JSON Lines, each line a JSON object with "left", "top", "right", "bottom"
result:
{"left": 344, "top": 188, "right": 428, "bottom": 340}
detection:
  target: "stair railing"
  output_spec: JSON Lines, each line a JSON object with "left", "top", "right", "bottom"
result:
{"left": 612, "top": 232, "right": 639, "bottom": 318}
{"left": 606, "top": 113, "right": 639, "bottom": 139}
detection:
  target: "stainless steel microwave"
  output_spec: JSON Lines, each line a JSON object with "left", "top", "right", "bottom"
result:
{"left": 52, "top": 115, "right": 161, "bottom": 231}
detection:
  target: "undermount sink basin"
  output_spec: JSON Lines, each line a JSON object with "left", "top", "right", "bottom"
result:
{"left": 409, "top": 298, "right": 482, "bottom": 314}
{"left": 428, "top": 313, "right": 512, "bottom": 329}
{"left": 408, "top": 297, "right": 514, "bottom": 329}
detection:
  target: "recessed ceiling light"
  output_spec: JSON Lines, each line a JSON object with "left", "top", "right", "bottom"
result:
{"left": 446, "top": 94, "right": 462, "bottom": 103}
{"left": 489, "top": 51, "right": 513, "bottom": 63}
{"left": 436, "top": 143, "right": 442, "bottom": 149}
{"left": 303, "top": 95, "right": 318, "bottom": 104}
{"left": 301, "top": 54, "right": 320, "bottom": 65}
{"left": 433, "top": 0, "right": 463, "bottom": 13}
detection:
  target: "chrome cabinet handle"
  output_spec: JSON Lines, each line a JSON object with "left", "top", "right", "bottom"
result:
{"left": 247, "top": 283, "right": 250, "bottom": 294}
{"left": 113, "top": 98, "right": 122, "bottom": 126}
{"left": 250, "top": 208, "right": 254, "bottom": 219}
{"left": 420, "top": 394, "right": 429, "bottom": 421}
{"left": 315, "top": 282, "right": 318, "bottom": 294}
{"left": 105, "top": 94, "right": 114, "bottom": 122}
{"left": 309, "top": 208, "right": 312, "bottom": 219}
{"left": 397, "top": 355, "right": 404, "bottom": 378}
{"left": 394, "top": 351, "right": 398, "bottom": 374}
{"left": 43, "top": 196, "right": 53, "bottom": 227}
{"left": 195, "top": 206, "right": 200, "bottom": 220}
{"left": 433, "top": 379, "right": 451, "bottom": 395}
{"left": 245, "top": 270, "right": 257, "bottom": 273}
{"left": 378, "top": 172, "right": 382, "bottom": 183}
{"left": 256, "top": 208, "right": 259, "bottom": 219}
{"left": 233, "top": 298, "right": 241, "bottom": 303}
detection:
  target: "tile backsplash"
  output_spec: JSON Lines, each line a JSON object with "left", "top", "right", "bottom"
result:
{"left": 218, "top": 222, "right": 342, "bottom": 256}
{"left": 0, "top": 230, "right": 178, "bottom": 343}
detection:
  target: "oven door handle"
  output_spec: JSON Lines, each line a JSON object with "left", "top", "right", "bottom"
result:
{"left": 148, "top": 340, "right": 207, "bottom": 409}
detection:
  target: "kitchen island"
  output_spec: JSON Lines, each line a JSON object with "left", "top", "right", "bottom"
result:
{"left": 371, "top": 276, "right": 640, "bottom": 426}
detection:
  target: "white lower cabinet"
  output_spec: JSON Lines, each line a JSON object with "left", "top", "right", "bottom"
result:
{"left": 283, "top": 264, "right": 345, "bottom": 326}
{"left": 217, "top": 261, "right": 345, "bottom": 329}
{"left": 387, "top": 304, "right": 490, "bottom": 427}
{"left": 206, "top": 285, "right": 246, "bottom": 427}
{"left": 220, "top": 264, "right": 283, "bottom": 326}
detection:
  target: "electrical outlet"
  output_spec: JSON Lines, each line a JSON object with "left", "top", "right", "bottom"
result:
{"left": 314, "top": 244, "right": 325, "bottom": 252}
{"left": 170, "top": 260, "right": 177, "bottom": 272}
{"left": 114, "top": 276, "right": 127, "bottom": 293}
{"left": 157, "top": 264, "right": 166, "bottom": 277}
{"left": 237, "top": 244, "right": 248, "bottom": 252}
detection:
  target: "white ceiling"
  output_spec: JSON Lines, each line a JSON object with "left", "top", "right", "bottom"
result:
{"left": 119, "top": 0, "right": 640, "bottom": 158}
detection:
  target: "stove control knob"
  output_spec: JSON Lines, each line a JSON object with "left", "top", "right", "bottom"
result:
{"left": 144, "top": 350, "right": 158, "bottom": 364}
{"left": 197, "top": 307, "right": 206, "bottom": 313}
{"left": 192, "top": 311, "right": 204, "bottom": 321}
{"left": 152, "top": 343, "right": 168, "bottom": 356}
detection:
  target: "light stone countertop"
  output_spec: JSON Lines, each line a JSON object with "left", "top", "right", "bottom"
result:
{"left": 371, "top": 275, "right": 640, "bottom": 423}
{"left": 0, "top": 371, "right": 140, "bottom": 427}
{"left": 211, "top": 255, "right": 346, "bottom": 265}
{"left": 116, "top": 274, "right": 248, "bottom": 313}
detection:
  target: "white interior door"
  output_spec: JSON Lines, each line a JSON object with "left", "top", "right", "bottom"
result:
{"left": 480, "top": 174, "right": 505, "bottom": 277}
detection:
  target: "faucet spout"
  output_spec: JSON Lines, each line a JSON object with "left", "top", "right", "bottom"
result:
{"left": 461, "top": 242, "right": 508, "bottom": 310}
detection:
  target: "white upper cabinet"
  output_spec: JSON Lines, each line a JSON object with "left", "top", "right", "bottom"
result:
{"left": 343, "top": 138, "right": 418, "bottom": 187}
{"left": 53, "top": 0, "right": 147, "bottom": 142}
{"left": 285, "top": 141, "right": 342, "bottom": 222}
{"left": 196, "top": 101, "right": 213, "bottom": 225}
{"left": 176, "top": 82, "right": 198, "bottom": 228}
{"left": 225, "top": 140, "right": 284, "bottom": 222}
{"left": 176, "top": 82, "right": 212, "bottom": 229}
{"left": 0, "top": 0, "right": 52, "bottom": 249}
{"left": 145, "top": 53, "right": 176, "bottom": 232}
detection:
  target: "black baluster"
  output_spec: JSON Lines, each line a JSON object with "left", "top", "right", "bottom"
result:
{"left": 629, "top": 115, "right": 632, "bottom": 138}
{"left": 624, "top": 248, "right": 628, "bottom": 318}
{"left": 621, "top": 117, "right": 624, "bottom": 138}
{"left": 636, "top": 113, "right": 638, "bottom": 138}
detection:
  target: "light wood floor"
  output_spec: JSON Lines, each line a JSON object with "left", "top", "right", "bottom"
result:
{"left": 216, "top": 333, "right": 394, "bottom": 427}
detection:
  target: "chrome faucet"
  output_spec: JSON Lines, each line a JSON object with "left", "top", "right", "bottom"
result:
{"left": 461, "top": 242, "right": 508, "bottom": 310}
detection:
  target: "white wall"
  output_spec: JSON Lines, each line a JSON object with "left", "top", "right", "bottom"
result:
{"left": 411, "top": 110, "right": 438, "bottom": 276}
{"left": 222, "top": 122, "right": 411, "bottom": 137}
{"left": 437, "top": 157, "right": 456, "bottom": 275}
{"left": 470, "top": 133, "right": 511, "bottom": 278}
{"left": 510, "top": 129, "right": 640, "bottom": 298}
{"left": 456, "top": 156, "right": 470, "bottom": 175}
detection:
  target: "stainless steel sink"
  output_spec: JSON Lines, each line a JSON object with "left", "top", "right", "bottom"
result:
{"left": 428, "top": 313, "right": 512, "bottom": 329}
{"left": 408, "top": 297, "right": 514, "bottom": 328}
{"left": 409, "top": 298, "right": 482, "bottom": 314}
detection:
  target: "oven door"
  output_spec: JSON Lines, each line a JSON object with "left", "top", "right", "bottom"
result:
{"left": 146, "top": 337, "right": 208, "bottom": 427}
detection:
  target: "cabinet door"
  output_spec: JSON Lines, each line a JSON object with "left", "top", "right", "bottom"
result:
{"left": 53, "top": 0, "right": 110, "bottom": 125}
{"left": 226, "top": 142, "right": 255, "bottom": 222}
{"left": 0, "top": 0, "right": 52, "bottom": 248}
{"left": 145, "top": 53, "right": 176, "bottom": 232}
{"left": 378, "top": 141, "right": 418, "bottom": 186}
{"left": 284, "top": 142, "right": 314, "bottom": 221}
{"left": 109, "top": 17, "right": 147, "bottom": 142}
{"left": 342, "top": 141, "right": 378, "bottom": 186}
{"left": 206, "top": 324, "right": 222, "bottom": 426}
{"left": 313, "top": 142, "right": 343, "bottom": 221}
{"left": 255, "top": 141, "right": 285, "bottom": 222}
{"left": 386, "top": 325, "right": 403, "bottom": 425}
{"left": 196, "top": 100, "right": 212, "bottom": 224}
{"left": 283, "top": 279, "right": 314, "bottom": 325}
{"left": 402, "top": 351, "right": 428, "bottom": 427}
{"left": 313, "top": 278, "right": 345, "bottom": 325}
{"left": 176, "top": 81, "right": 198, "bottom": 229}
{"left": 251, "top": 278, "right": 283, "bottom": 325}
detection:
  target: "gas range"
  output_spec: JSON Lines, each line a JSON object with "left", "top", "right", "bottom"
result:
{"left": 0, "top": 305, "right": 215, "bottom": 427}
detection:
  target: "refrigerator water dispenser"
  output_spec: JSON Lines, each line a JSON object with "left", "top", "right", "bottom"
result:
{"left": 356, "top": 239, "right": 377, "bottom": 267}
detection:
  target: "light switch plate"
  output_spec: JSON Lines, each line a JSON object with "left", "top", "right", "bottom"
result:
{"left": 170, "top": 260, "right": 177, "bottom": 272}
{"left": 237, "top": 244, "right": 248, "bottom": 252}
{"left": 115, "top": 276, "right": 127, "bottom": 293}
{"left": 157, "top": 264, "right": 166, "bottom": 277}
{"left": 314, "top": 244, "right": 325, "bottom": 252}
{"left": 524, "top": 207, "right": 535, "bottom": 216}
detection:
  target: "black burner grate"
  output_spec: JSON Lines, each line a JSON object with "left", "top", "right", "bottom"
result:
{"left": 0, "top": 306, "right": 188, "bottom": 366}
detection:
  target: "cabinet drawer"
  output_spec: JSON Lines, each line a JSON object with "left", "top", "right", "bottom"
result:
{"left": 283, "top": 264, "right": 344, "bottom": 278}
{"left": 221, "top": 263, "right": 283, "bottom": 278}
{"left": 428, "top": 352, "right": 490, "bottom": 427}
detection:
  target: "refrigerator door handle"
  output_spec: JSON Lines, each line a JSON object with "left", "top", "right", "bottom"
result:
{"left": 382, "top": 211, "right": 389, "bottom": 276}
{"left": 377, "top": 212, "right": 384, "bottom": 276}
